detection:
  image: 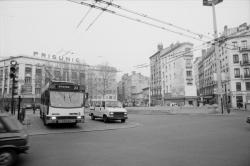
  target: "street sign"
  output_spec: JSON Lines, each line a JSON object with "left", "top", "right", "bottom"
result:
{"left": 203, "top": 0, "right": 223, "bottom": 6}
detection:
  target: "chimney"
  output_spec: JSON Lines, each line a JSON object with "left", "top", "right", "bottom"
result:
{"left": 224, "top": 25, "right": 228, "bottom": 35}
{"left": 157, "top": 43, "right": 163, "bottom": 51}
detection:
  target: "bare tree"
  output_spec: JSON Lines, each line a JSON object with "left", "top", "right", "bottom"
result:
{"left": 96, "top": 63, "right": 117, "bottom": 100}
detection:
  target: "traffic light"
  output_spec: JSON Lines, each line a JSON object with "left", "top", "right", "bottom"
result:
{"left": 9, "top": 60, "right": 18, "bottom": 96}
{"left": 9, "top": 60, "right": 17, "bottom": 79}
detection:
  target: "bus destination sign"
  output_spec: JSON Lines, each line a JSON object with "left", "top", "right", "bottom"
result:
{"left": 50, "top": 84, "right": 80, "bottom": 91}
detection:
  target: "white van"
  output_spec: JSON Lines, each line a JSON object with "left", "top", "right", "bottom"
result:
{"left": 89, "top": 100, "right": 128, "bottom": 123}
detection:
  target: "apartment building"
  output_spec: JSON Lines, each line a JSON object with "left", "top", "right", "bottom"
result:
{"left": 219, "top": 23, "right": 250, "bottom": 108}
{"left": 150, "top": 42, "right": 197, "bottom": 106}
{"left": 198, "top": 23, "right": 250, "bottom": 109}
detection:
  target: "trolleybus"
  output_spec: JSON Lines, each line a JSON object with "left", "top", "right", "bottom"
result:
{"left": 40, "top": 81, "right": 87, "bottom": 126}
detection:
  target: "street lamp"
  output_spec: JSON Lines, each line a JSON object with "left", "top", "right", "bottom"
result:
{"left": 203, "top": 0, "right": 223, "bottom": 114}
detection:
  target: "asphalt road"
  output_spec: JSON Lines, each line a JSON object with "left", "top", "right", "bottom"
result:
{"left": 16, "top": 112, "right": 250, "bottom": 166}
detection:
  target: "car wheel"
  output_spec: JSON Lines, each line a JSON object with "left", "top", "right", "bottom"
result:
{"left": 0, "top": 149, "right": 17, "bottom": 166}
{"left": 91, "top": 114, "right": 95, "bottom": 120}
{"left": 121, "top": 119, "right": 126, "bottom": 123}
{"left": 103, "top": 115, "right": 108, "bottom": 123}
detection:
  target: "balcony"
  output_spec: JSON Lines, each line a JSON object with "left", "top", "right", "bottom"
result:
{"left": 240, "top": 61, "right": 250, "bottom": 66}
{"left": 186, "top": 64, "right": 193, "bottom": 69}
{"left": 241, "top": 74, "right": 250, "bottom": 79}
{"left": 239, "top": 46, "right": 250, "bottom": 52}
{"left": 186, "top": 76, "right": 193, "bottom": 80}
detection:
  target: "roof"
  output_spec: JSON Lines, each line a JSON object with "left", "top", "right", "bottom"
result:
{"left": 161, "top": 42, "right": 193, "bottom": 57}
{"left": 0, "top": 55, "right": 88, "bottom": 66}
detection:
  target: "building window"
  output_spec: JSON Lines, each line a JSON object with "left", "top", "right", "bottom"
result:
{"left": 244, "top": 68, "right": 250, "bottom": 77}
{"left": 35, "top": 88, "right": 41, "bottom": 94}
{"left": 63, "top": 70, "right": 69, "bottom": 81}
{"left": 72, "top": 71, "right": 77, "bottom": 80}
{"left": 232, "top": 41, "right": 238, "bottom": 49}
{"left": 54, "top": 70, "right": 61, "bottom": 81}
{"left": 236, "top": 82, "right": 241, "bottom": 91}
{"left": 35, "top": 68, "right": 42, "bottom": 83}
{"left": 242, "top": 53, "right": 249, "bottom": 63}
{"left": 186, "top": 71, "right": 192, "bottom": 77}
{"left": 234, "top": 68, "right": 240, "bottom": 78}
{"left": 233, "top": 54, "right": 239, "bottom": 63}
{"left": 25, "top": 77, "right": 31, "bottom": 84}
{"left": 241, "top": 40, "right": 247, "bottom": 49}
{"left": 246, "top": 82, "right": 250, "bottom": 91}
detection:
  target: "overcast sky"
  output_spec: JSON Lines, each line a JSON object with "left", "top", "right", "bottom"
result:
{"left": 0, "top": 0, "right": 250, "bottom": 78}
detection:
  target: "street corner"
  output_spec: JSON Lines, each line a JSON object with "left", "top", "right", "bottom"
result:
{"left": 24, "top": 114, "right": 140, "bottom": 136}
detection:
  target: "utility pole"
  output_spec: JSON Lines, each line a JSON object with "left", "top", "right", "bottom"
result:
{"left": 203, "top": 0, "right": 223, "bottom": 113}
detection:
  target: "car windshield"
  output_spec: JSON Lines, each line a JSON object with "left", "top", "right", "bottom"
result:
{"left": 105, "top": 101, "right": 122, "bottom": 108}
{"left": 50, "top": 91, "right": 83, "bottom": 108}
{"left": 1, "top": 116, "right": 23, "bottom": 131}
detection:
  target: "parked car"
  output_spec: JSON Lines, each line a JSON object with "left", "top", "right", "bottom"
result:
{"left": 25, "top": 104, "right": 32, "bottom": 109}
{"left": 247, "top": 116, "right": 250, "bottom": 124}
{"left": 0, "top": 113, "right": 29, "bottom": 166}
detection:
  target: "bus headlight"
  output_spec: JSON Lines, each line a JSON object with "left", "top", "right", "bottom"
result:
{"left": 51, "top": 116, "right": 56, "bottom": 120}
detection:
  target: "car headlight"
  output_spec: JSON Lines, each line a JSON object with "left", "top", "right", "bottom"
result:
{"left": 77, "top": 116, "right": 81, "bottom": 119}
{"left": 124, "top": 112, "right": 127, "bottom": 115}
{"left": 109, "top": 112, "right": 114, "bottom": 115}
{"left": 51, "top": 116, "right": 56, "bottom": 120}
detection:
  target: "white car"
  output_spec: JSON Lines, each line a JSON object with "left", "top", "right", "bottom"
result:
{"left": 89, "top": 101, "right": 128, "bottom": 123}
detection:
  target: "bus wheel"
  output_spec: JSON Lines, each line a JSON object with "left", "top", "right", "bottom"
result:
{"left": 103, "top": 115, "right": 108, "bottom": 123}
{"left": 91, "top": 114, "right": 95, "bottom": 120}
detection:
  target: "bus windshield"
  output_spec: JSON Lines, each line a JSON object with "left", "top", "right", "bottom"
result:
{"left": 50, "top": 91, "right": 83, "bottom": 108}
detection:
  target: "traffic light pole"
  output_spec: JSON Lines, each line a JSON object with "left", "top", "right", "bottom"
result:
{"left": 212, "top": 1, "right": 223, "bottom": 114}
{"left": 11, "top": 76, "right": 16, "bottom": 115}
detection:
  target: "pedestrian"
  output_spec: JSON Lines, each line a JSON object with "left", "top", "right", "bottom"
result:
{"left": 33, "top": 104, "right": 35, "bottom": 114}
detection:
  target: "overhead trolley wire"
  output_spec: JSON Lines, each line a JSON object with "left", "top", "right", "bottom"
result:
{"left": 68, "top": 0, "right": 206, "bottom": 42}
{"left": 85, "top": 0, "right": 113, "bottom": 31}
{"left": 95, "top": 0, "right": 212, "bottom": 40}
{"left": 76, "top": 7, "right": 93, "bottom": 29}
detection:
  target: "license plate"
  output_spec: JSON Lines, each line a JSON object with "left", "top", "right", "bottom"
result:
{"left": 58, "top": 119, "right": 76, "bottom": 123}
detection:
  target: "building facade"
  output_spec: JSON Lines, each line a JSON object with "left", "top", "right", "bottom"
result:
{"left": 118, "top": 71, "right": 149, "bottom": 106}
{"left": 160, "top": 42, "right": 197, "bottom": 106}
{"left": 198, "top": 47, "right": 217, "bottom": 105}
{"left": 0, "top": 55, "right": 87, "bottom": 106}
{"left": 0, "top": 53, "right": 118, "bottom": 107}
{"left": 193, "top": 56, "right": 201, "bottom": 96}
{"left": 197, "top": 23, "right": 250, "bottom": 109}
{"left": 219, "top": 23, "right": 250, "bottom": 109}
{"left": 87, "top": 64, "right": 118, "bottom": 102}
{"left": 149, "top": 44, "right": 163, "bottom": 105}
